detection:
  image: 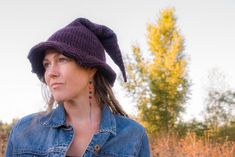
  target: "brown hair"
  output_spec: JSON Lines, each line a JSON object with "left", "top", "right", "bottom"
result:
{"left": 93, "top": 71, "right": 128, "bottom": 117}
{"left": 42, "top": 70, "right": 128, "bottom": 117}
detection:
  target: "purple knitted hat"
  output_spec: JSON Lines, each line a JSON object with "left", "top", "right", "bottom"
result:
{"left": 28, "top": 18, "right": 127, "bottom": 86}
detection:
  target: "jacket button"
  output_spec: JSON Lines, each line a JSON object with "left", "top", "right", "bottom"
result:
{"left": 94, "top": 144, "right": 101, "bottom": 153}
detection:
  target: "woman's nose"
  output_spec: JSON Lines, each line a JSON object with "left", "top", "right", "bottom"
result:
{"left": 46, "top": 64, "right": 60, "bottom": 78}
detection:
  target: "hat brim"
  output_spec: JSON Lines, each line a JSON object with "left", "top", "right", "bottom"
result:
{"left": 28, "top": 41, "right": 116, "bottom": 86}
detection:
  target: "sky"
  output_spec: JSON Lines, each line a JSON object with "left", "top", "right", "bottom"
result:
{"left": 0, "top": 0, "right": 235, "bottom": 123}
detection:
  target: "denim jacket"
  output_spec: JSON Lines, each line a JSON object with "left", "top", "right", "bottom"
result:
{"left": 5, "top": 104, "right": 150, "bottom": 157}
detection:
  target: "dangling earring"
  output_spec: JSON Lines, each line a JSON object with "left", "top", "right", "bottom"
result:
{"left": 88, "top": 80, "right": 92, "bottom": 122}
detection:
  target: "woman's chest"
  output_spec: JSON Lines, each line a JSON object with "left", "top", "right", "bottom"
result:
{"left": 66, "top": 131, "right": 94, "bottom": 157}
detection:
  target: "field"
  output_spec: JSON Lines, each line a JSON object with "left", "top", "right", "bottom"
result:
{"left": 150, "top": 133, "right": 235, "bottom": 157}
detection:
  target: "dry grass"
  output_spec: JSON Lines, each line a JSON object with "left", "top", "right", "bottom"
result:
{"left": 151, "top": 133, "right": 235, "bottom": 157}
{"left": 0, "top": 134, "right": 7, "bottom": 157}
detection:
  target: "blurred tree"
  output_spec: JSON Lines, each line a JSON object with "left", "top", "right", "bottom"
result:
{"left": 204, "top": 68, "right": 235, "bottom": 133}
{"left": 0, "top": 119, "right": 18, "bottom": 136}
{"left": 175, "top": 119, "right": 209, "bottom": 138}
{"left": 122, "top": 8, "right": 190, "bottom": 134}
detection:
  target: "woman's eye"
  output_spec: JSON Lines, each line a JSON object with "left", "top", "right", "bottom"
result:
{"left": 58, "top": 56, "right": 70, "bottom": 63}
{"left": 43, "top": 62, "right": 50, "bottom": 69}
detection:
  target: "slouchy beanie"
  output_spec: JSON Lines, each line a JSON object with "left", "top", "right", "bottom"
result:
{"left": 28, "top": 18, "right": 127, "bottom": 86}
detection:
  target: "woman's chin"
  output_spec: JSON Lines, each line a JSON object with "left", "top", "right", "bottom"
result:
{"left": 53, "top": 96, "right": 66, "bottom": 103}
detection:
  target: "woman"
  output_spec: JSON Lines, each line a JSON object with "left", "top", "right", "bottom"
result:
{"left": 5, "top": 18, "right": 150, "bottom": 157}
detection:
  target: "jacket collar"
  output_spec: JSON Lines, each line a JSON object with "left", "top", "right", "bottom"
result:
{"left": 40, "top": 103, "right": 66, "bottom": 128}
{"left": 99, "top": 105, "right": 116, "bottom": 135}
{"left": 40, "top": 104, "right": 116, "bottom": 135}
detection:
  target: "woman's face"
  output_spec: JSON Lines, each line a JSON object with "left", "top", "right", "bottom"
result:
{"left": 43, "top": 49, "right": 96, "bottom": 102}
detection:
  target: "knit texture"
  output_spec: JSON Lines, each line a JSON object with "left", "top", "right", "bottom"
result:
{"left": 28, "top": 18, "right": 127, "bottom": 86}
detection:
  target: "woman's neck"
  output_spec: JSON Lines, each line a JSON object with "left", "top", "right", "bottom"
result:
{"left": 63, "top": 97, "right": 102, "bottom": 129}
{"left": 63, "top": 97, "right": 101, "bottom": 157}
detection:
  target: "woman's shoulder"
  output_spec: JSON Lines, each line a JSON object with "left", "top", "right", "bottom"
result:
{"left": 114, "top": 114, "right": 146, "bottom": 135}
{"left": 103, "top": 114, "right": 150, "bottom": 156}
{"left": 12, "top": 111, "right": 50, "bottom": 133}
{"left": 9, "top": 111, "right": 54, "bottom": 146}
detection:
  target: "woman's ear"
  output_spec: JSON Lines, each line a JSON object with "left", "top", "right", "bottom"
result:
{"left": 88, "top": 68, "right": 97, "bottom": 78}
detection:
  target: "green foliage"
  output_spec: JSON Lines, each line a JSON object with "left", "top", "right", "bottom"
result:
{"left": 217, "top": 123, "right": 235, "bottom": 141}
{"left": 174, "top": 119, "right": 235, "bottom": 142}
{"left": 175, "top": 119, "right": 209, "bottom": 138}
{"left": 122, "top": 8, "right": 190, "bottom": 134}
{"left": 123, "top": 45, "right": 150, "bottom": 110}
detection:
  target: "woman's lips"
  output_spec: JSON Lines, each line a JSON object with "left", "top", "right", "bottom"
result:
{"left": 50, "top": 83, "right": 63, "bottom": 89}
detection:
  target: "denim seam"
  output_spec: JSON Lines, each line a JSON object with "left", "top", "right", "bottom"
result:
{"left": 13, "top": 146, "right": 68, "bottom": 155}
{"left": 41, "top": 110, "right": 54, "bottom": 127}
{"left": 41, "top": 110, "right": 65, "bottom": 128}
{"left": 99, "top": 128, "right": 116, "bottom": 135}
{"left": 135, "top": 128, "right": 145, "bottom": 156}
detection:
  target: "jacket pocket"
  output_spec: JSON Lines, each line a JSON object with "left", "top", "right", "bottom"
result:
{"left": 13, "top": 151, "right": 63, "bottom": 157}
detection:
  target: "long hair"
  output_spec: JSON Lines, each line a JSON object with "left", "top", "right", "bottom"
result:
{"left": 93, "top": 71, "right": 128, "bottom": 117}
{"left": 42, "top": 70, "right": 128, "bottom": 117}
